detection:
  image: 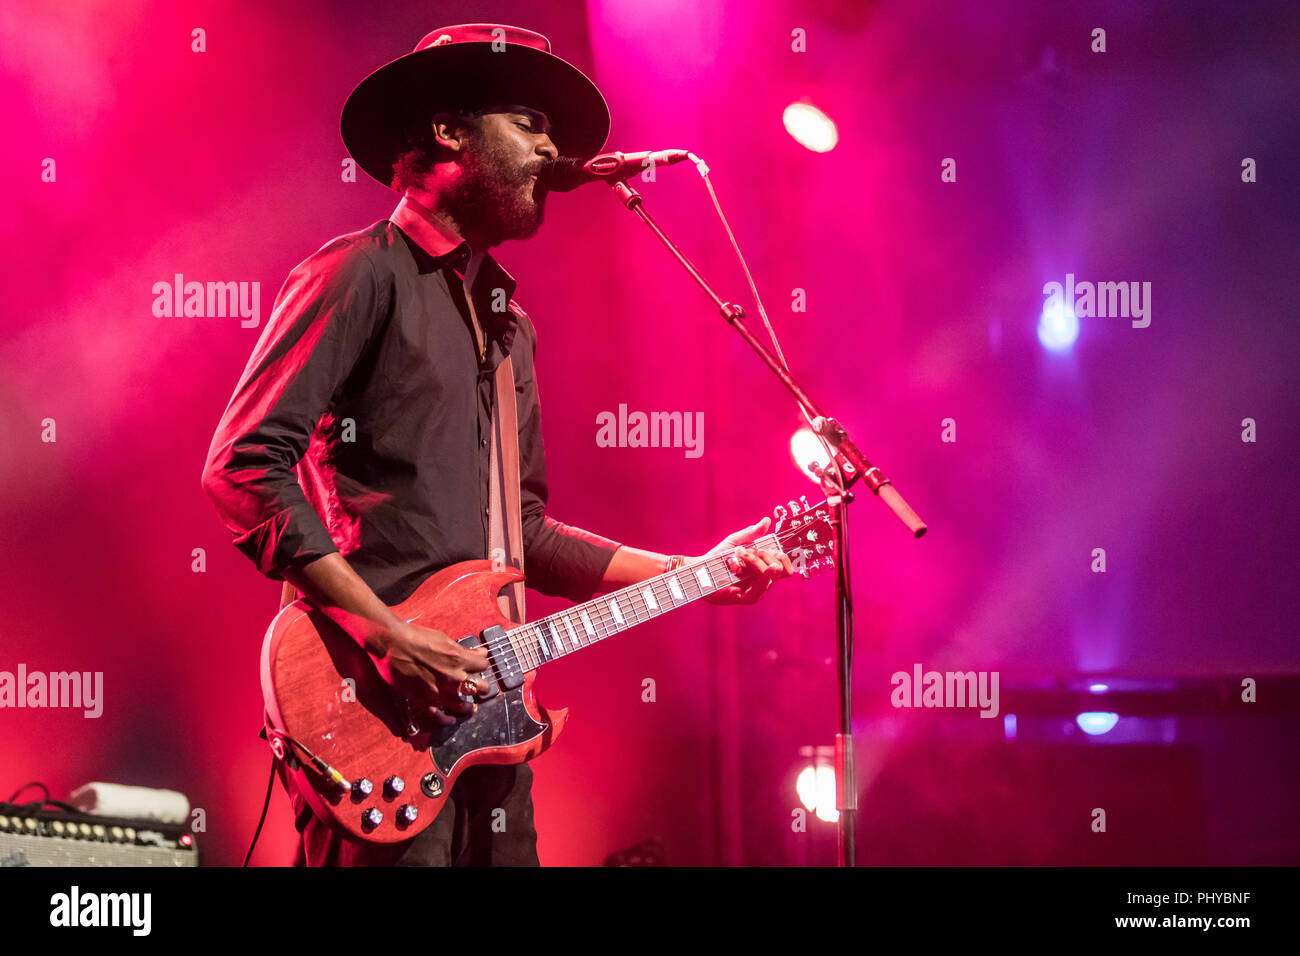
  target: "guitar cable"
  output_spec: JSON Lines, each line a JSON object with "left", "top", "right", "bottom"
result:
{"left": 264, "top": 727, "right": 352, "bottom": 792}
{"left": 242, "top": 755, "right": 276, "bottom": 868}
{"left": 244, "top": 723, "right": 351, "bottom": 867}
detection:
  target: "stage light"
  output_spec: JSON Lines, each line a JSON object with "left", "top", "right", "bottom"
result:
{"left": 1037, "top": 299, "right": 1079, "bottom": 351}
{"left": 1076, "top": 711, "right": 1120, "bottom": 735}
{"left": 783, "top": 103, "right": 838, "bottom": 153}
{"left": 790, "top": 426, "right": 831, "bottom": 481}
{"left": 1089, "top": 683, "right": 1109, "bottom": 693}
{"left": 796, "top": 756, "right": 839, "bottom": 824}
{"left": 1003, "top": 713, "right": 1017, "bottom": 740}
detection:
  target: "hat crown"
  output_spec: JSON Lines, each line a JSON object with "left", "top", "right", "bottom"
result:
{"left": 414, "top": 24, "right": 551, "bottom": 54}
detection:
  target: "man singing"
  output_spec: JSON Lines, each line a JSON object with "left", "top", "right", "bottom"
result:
{"left": 201, "top": 23, "right": 793, "bottom": 866}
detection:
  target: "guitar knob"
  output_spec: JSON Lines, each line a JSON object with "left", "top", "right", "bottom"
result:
{"left": 351, "top": 778, "right": 373, "bottom": 798}
{"left": 361, "top": 807, "right": 383, "bottom": 830}
{"left": 385, "top": 776, "right": 405, "bottom": 797}
{"left": 397, "top": 805, "right": 418, "bottom": 824}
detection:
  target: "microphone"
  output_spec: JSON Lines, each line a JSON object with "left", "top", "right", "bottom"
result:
{"left": 539, "top": 149, "right": 692, "bottom": 192}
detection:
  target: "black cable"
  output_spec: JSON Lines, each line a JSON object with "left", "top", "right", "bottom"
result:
{"left": 7, "top": 781, "right": 50, "bottom": 804}
{"left": 243, "top": 754, "right": 277, "bottom": 867}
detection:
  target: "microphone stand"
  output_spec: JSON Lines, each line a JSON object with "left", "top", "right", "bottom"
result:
{"left": 605, "top": 178, "right": 927, "bottom": 867}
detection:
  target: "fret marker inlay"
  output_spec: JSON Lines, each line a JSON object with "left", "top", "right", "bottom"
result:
{"left": 547, "top": 620, "right": 566, "bottom": 653}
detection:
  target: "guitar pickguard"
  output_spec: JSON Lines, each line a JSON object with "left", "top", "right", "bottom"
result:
{"left": 426, "top": 686, "right": 545, "bottom": 775}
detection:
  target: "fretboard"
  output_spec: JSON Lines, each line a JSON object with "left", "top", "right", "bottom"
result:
{"left": 502, "top": 533, "right": 782, "bottom": 671}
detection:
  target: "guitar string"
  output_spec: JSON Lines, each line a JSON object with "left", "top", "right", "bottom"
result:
{"left": 488, "top": 525, "right": 817, "bottom": 668}
{"left": 472, "top": 525, "right": 820, "bottom": 670}
{"left": 486, "top": 553, "right": 738, "bottom": 670}
{"left": 487, "top": 535, "right": 777, "bottom": 666}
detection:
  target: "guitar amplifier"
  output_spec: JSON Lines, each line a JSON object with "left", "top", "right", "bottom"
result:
{"left": 0, "top": 802, "right": 198, "bottom": 867}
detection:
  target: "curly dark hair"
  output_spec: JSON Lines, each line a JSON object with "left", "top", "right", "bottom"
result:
{"left": 390, "top": 108, "right": 486, "bottom": 192}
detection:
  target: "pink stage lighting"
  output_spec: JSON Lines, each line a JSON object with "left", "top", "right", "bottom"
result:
{"left": 783, "top": 102, "right": 838, "bottom": 153}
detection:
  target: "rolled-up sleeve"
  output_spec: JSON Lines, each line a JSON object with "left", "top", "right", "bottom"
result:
{"left": 200, "top": 238, "right": 385, "bottom": 580}
{"left": 513, "top": 309, "right": 622, "bottom": 602}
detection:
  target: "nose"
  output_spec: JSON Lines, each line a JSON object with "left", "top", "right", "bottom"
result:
{"left": 535, "top": 135, "right": 558, "bottom": 161}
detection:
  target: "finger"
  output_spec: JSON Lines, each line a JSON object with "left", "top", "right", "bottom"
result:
{"left": 759, "top": 551, "right": 791, "bottom": 579}
{"left": 435, "top": 677, "right": 477, "bottom": 716}
{"left": 728, "top": 547, "right": 760, "bottom": 577}
{"left": 464, "top": 675, "right": 490, "bottom": 697}
{"left": 709, "top": 584, "right": 743, "bottom": 602}
{"left": 424, "top": 704, "right": 458, "bottom": 728}
{"left": 740, "top": 548, "right": 770, "bottom": 576}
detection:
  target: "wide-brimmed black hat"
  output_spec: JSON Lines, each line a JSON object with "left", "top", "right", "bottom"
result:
{"left": 341, "top": 23, "right": 611, "bottom": 189}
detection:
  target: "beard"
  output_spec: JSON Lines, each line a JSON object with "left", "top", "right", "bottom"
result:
{"left": 443, "top": 132, "right": 547, "bottom": 245}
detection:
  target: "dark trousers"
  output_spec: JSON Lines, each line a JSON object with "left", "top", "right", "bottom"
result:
{"left": 280, "top": 760, "right": 540, "bottom": 866}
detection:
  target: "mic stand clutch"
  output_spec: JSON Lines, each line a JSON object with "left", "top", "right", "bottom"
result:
{"left": 606, "top": 178, "right": 927, "bottom": 867}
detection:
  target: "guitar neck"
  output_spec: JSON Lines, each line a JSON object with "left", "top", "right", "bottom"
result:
{"left": 505, "top": 533, "right": 783, "bottom": 670}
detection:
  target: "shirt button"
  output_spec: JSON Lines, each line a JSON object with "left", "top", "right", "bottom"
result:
{"left": 484, "top": 507, "right": 490, "bottom": 517}
{"left": 480, "top": 438, "right": 488, "bottom": 448}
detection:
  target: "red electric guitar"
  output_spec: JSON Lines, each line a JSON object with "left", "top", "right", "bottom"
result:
{"left": 260, "top": 496, "right": 835, "bottom": 843}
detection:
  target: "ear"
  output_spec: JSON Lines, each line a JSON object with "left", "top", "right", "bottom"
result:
{"left": 430, "top": 111, "right": 472, "bottom": 154}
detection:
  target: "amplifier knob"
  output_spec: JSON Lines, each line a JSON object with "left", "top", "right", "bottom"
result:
{"left": 397, "top": 805, "right": 418, "bottom": 824}
{"left": 385, "top": 776, "right": 405, "bottom": 797}
{"left": 361, "top": 808, "right": 383, "bottom": 830}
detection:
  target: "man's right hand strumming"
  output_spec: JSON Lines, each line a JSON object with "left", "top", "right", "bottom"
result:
{"left": 281, "top": 552, "right": 490, "bottom": 727}
{"left": 373, "top": 620, "right": 490, "bottom": 727}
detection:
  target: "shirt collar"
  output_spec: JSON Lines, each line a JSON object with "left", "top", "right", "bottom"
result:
{"left": 388, "top": 192, "right": 518, "bottom": 289}
{"left": 389, "top": 192, "right": 464, "bottom": 261}
{"left": 388, "top": 192, "right": 521, "bottom": 356}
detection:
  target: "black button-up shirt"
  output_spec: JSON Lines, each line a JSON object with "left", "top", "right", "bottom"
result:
{"left": 201, "top": 202, "right": 622, "bottom": 606}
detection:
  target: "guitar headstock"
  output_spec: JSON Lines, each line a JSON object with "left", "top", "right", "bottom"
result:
{"left": 772, "top": 496, "right": 836, "bottom": 579}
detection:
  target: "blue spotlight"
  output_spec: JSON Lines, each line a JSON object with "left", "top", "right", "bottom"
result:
{"left": 1076, "top": 711, "right": 1120, "bottom": 735}
{"left": 1037, "top": 300, "right": 1079, "bottom": 351}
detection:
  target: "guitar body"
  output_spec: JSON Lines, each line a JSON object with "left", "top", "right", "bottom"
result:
{"left": 260, "top": 560, "right": 566, "bottom": 845}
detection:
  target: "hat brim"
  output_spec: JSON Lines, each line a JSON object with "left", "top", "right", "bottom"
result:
{"left": 342, "top": 42, "right": 611, "bottom": 189}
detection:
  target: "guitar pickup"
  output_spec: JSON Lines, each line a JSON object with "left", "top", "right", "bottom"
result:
{"left": 464, "top": 626, "right": 523, "bottom": 693}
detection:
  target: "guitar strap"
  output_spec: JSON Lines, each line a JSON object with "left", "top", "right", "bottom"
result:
{"left": 276, "top": 353, "right": 526, "bottom": 624}
{"left": 488, "top": 353, "right": 527, "bottom": 624}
